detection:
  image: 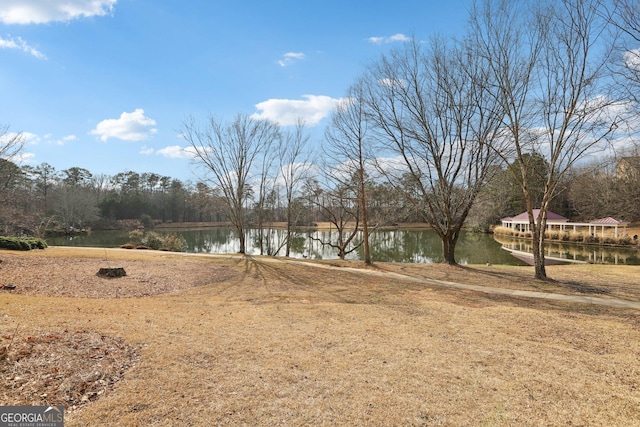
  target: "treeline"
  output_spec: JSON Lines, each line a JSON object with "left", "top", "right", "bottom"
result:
{"left": 0, "top": 161, "right": 222, "bottom": 235}
{"left": 0, "top": 159, "right": 416, "bottom": 236}
{"left": 1, "top": 148, "right": 639, "bottom": 237}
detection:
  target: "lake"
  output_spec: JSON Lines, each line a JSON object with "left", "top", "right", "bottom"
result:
{"left": 47, "top": 227, "right": 640, "bottom": 266}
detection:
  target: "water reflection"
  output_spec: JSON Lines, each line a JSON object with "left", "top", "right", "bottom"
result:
{"left": 47, "top": 227, "right": 640, "bottom": 265}
{"left": 494, "top": 234, "right": 640, "bottom": 265}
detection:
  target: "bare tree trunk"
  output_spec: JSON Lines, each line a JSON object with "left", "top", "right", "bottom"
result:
{"left": 531, "top": 226, "right": 546, "bottom": 279}
{"left": 285, "top": 209, "right": 292, "bottom": 257}
{"left": 359, "top": 167, "right": 371, "bottom": 265}
{"left": 237, "top": 226, "right": 246, "bottom": 254}
{"left": 442, "top": 233, "right": 458, "bottom": 265}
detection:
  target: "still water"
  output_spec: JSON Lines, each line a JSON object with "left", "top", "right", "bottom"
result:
{"left": 47, "top": 227, "right": 640, "bottom": 266}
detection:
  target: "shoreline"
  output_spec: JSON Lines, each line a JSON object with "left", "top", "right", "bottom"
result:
{"left": 153, "top": 221, "right": 434, "bottom": 232}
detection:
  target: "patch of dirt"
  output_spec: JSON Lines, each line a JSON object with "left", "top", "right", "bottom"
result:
{"left": 1, "top": 330, "right": 138, "bottom": 412}
{"left": 0, "top": 253, "right": 238, "bottom": 298}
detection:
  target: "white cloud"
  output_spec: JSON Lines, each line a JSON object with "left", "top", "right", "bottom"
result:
{"left": 251, "top": 95, "right": 344, "bottom": 126}
{"left": 156, "top": 145, "right": 196, "bottom": 159}
{"left": 0, "top": 132, "right": 39, "bottom": 159}
{"left": 327, "top": 159, "right": 360, "bottom": 183}
{"left": 62, "top": 134, "right": 78, "bottom": 143}
{"left": 13, "top": 151, "right": 35, "bottom": 164}
{"left": 139, "top": 145, "right": 155, "bottom": 155}
{"left": 0, "top": 131, "right": 21, "bottom": 145}
{"left": 372, "top": 155, "right": 409, "bottom": 176}
{"left": 389, "top": 34, "right": 411, "bottom": 42}
{"left": 379, "top": 78, "right": 405, "bottom": 88}
{"left": 0, "top": 35, "right": 46, "bottom": 59}
{"left": 624, "top": 48, "right": 640, "bottom": 71}
{"left": 327, "top": 156, "right": 401, "bottom": 184}
{"left": 278, "top": 52, "right": 304, "bottom": 67}
{"left": 586, "top": 96, "right": 635, "bottom": 126}
{"left": 367, "top": 36, "right": 385, "bottom": 44}
{"left": 21, "top": 132, "right": 40, "bottom": 145}
{"left": 44, "top": 134, "right": 77, "bottom": 145}
{"left": 367, "top": 33, "right": 411, "bottom": 44}
{"left": 90, "top": 109, "right": 157, "bottom": 142}
{"left": 0, "top": 0, "right": 117, "bottom": 24}
{"left": 273, "top": 162, "right": 317, "bottom": 189}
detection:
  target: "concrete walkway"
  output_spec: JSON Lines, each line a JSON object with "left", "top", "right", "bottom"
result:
{"left": 265, "top": 257, "right": 640, "bottom": 310}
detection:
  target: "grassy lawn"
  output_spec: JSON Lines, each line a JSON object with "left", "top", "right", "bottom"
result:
{"left": 1, "top": 247, "right": 639, "bottom": 426}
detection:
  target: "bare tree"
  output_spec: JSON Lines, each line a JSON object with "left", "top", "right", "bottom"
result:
{"left": 325, "top": 80, "right": 374, "bottom": 264}
{"left": 363, "top": 37, "right": 506, "bottom": 265}
{"left": 0, "top": 125, "right": 24, "bottom": 161}
{"left": 33, "top": 163, "right": 57, "bottom": 213}
{"left": 182, "top": 114, "right": 280, "bottom": 254}
{"left": 253, "top": 135, "right": 279, "bottom": 255}
{"left": 568, "top": 161, "right": 618, "bottom": 220}
{"left": 310, "top": 183, "right": 364, "bottom": 260}
{"left": 278, "top": 120, "right": 312, "bottom": 257}
{"left": 471, "top": 0, "right": 621, "bottom": 279}
{"left": 52, "top": 184, "right": 101, "bottom": 231}
{"left": 566, "top": 145, "right": 640, "bottom": 223}
{"left": 0, "top": 126, "right": 26, "bottom": 235}
{"left": 608, "top": 0, "right": 640, "bottom": 104}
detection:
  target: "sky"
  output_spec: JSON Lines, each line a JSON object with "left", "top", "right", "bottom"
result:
{"left": 0, "top": 0, "right": 472, "bottom": 182}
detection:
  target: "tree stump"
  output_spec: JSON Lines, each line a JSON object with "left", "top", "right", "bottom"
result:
{"left": 96, "top": 267, "right": 127, "bottom": 278}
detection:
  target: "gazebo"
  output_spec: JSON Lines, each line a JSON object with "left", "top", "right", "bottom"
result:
{"left": 589, "top": 217, "right": 628, "bottom": 238}
{"left": 501, "top": 210, "right": 569, "bottom": 232}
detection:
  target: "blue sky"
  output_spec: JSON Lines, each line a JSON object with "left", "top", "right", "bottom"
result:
{"left": 0, "top": 0, "right": 472, "bottom": 181}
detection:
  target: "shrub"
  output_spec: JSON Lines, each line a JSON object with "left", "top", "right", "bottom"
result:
{"left": 568, "top": 231, "right": 584, "bottom": 242}
{"left": 0, "top": 236, "right": 48, "bottom": 251}
{"left": 126, "top": 230, "right": 186, "bottom": 252}
{"left": 142, "top": 231, "right": 163, "bottom": 250}
{"left": 23, "top": 238, "right": 47, "bottom": 249}
{"left": 127, "top": 230, "right": 144, "bottom": 246}
{"left": 619, "top": 235, "right": 632, "bottom": 245}
{"left": 545, "top": 230, "right": 560, "bottom": 240}
{"left": 493, "top": 226, "right": 515, "bottom": 236}
{"left": 140, "top": 214, "right": 152, "bottom": 228}
{"left": 159, "top": 233, "right": 187, "bottom": 252}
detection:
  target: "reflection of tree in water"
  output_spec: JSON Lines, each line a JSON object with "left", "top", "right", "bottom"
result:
{"left": 181, "top": 228, "right": 232, "bottom": 253}
{"left": 367, "top": 230, "right": 443, "bottom": 263}
{"left": 289, "top": 235, "right": 306, "bottom": 255}
{"left": 47, "top": 227, "right": 640, "bottom": 265}
{"left": 459, "top": 232, "right": 507, "bottom": 265}
{"left": 496, "top": 235, "right": 640, "bottom": 265}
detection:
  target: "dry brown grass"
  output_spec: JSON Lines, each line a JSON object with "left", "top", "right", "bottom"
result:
{"left": 1, "top": 247, "right": 640, "bottom": 426}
